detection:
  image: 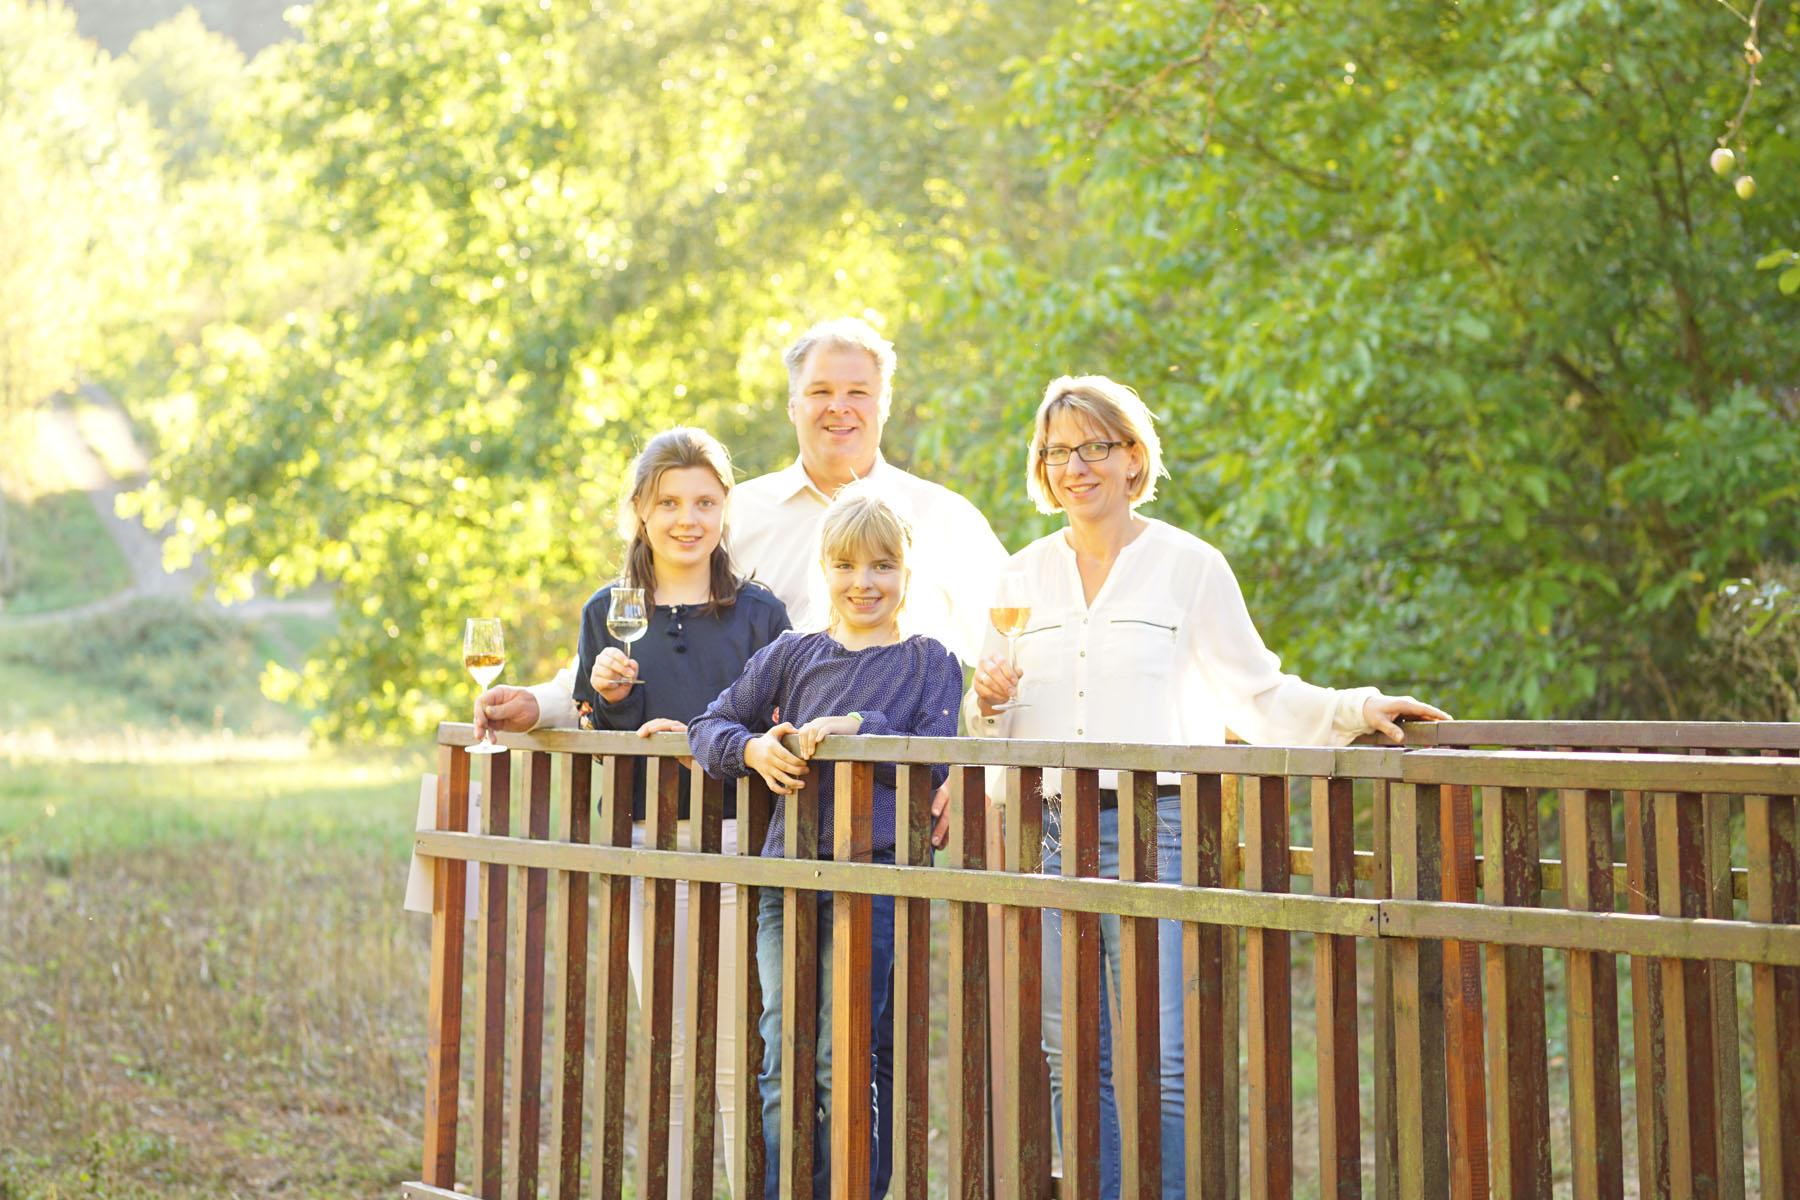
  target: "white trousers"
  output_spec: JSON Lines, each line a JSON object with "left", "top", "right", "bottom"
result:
{"left": 627, "top": 817, "right": 743, "bottom": 1196}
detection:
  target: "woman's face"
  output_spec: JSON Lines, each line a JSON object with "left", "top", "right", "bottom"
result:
{"left": 1041, "top": 410, "right": 1142, "bottom": 524}
{"left": 641, "top": 465, "right": 727, "bottom": 572}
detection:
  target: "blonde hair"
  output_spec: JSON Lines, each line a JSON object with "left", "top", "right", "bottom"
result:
{"left": 616, "top": 426, "right": 742, "bottom": 611}
{"left": 817, "top": 482, "right": 912, "bottom": 630}
{"left": 1025, "top": 374, "right": 1167, "bottom": 515}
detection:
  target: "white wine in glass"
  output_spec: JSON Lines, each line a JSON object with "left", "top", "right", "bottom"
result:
{"left": 463, "top": 617, "right": 507, "bottom": 754}
{"left": 605, "top": 587, "right": 649, "bottom": 685}
{"left": 988, "top": 577, "right": 1031, "bottom": 712}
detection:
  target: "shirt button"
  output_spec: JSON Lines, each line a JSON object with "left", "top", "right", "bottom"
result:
{"left": 1079, "top": 651, "right": 1085, "bottom": 658}
{"left": 1078, "top": 691, "right": 1084, "bottom": 697}
{"left": 1077, "top": 728, "right": 1084, "bottom": 735}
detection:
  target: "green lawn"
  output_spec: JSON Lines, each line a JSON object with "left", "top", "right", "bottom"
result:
{"left": 1, "top": 489, "right": 131, "bottom": 616}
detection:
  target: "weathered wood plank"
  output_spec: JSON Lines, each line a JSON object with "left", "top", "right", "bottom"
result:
{"left": 891, "top": 765, "right": 934, "bottom": 1200}
{"left": 472, "top": 749, "right": 511, "bottom": 1199}
{"left": 1657, "top": 792, "right": 1720, "bottom": 1200}
{"left": 547, "top": 753, "right": 590, "bottom": 1200}
{"left": 636, "top": 757, "right": 679, "bottom": 1200}
{"left": 1391, "top": 782, "right": 1449, "bottom": 1200}
{"left": 780, "top": 772, "right": 821, "bottom": 1198}
{"left": 1485, "top": 786, "right": 1551, "bottom": 1200}
{"left": 1403, "top": 749, "right": 1800, "bottom": 796}
{"left": 423, "top": 744, "right": 471, "bottom": 1189}
{"left": 1184, "top": 773, "right": 1230, "bottom": 1200}
{"left": 1747, "top": 787, "right": 1800, "bottom": 1200}
{"left": 1371, "top": 779, "right": 1398, "bottom": 1200}
{"left": 830, "top": 761, "right": 875, "bottom": 1199}
{"left": 1245, "top": 775, "right": 1291, "bottom": 1200}
{"left": 1624, "top": 785, "right": 1670, "bottom": 1200}
{"left": 1311, "top": 777, "right": 1361, "bottom": 1200}
{"left": 1439, "top": 783, "right": 1487, "bottom": 1200}
{"left": 1118, "top": 771, "right": 1165, "bottom": 1200}
{"left": 1403, "top": 721, "right": 1800, "bottom": 752}
{"left": 735, "top": 777, "right": 773, "bottom": 1200}
{"left": 1002, "top": 767, "right": 1050, "bottom": 1199}
{"left": 504, "top": 751, "right": 551, "bottom": 1200}
{"left": 1061, "top": 769, "right": 1102, "bottom": 1200}
{"left": 680, "top": 769, "right": 724, "bottom": 1200}
{"left": 1701, "top": 778, "right": 1745, "bottom": 1200}
{"left": 947, "top": 764, "right": 989, "bottom": 1199}
{"left": 1561, "top": 787, "right": 1624, "bottom": 1200}
{"left": 590, "top": 756, "right": 636, "bottom": 1200}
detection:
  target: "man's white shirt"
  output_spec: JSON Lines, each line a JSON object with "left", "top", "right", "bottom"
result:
{"left": 527, "top": 454, "right": 1006, "bottom": 728}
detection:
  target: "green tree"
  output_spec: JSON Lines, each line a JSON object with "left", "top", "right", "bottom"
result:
{"left": 932, "top": 0, "right": 1800, "bottom": 719}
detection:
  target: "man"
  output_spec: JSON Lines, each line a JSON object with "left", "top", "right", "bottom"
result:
{"left": 474, "top": 316, "right": 1005, "bottom": 1198}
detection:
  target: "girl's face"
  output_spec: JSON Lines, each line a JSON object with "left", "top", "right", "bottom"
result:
{"left": 1042, "top": 409, "right": 1142, "bottom": 524}
{"left": 641, "top": 466, "right": 726, "bottom": 573}
{"left": 824, "top": 545, "right": 908, "bottom": 639}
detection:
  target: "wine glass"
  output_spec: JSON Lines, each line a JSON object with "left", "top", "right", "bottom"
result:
{"left": 463, "top": 617, "right": 507, "bottom": 754}
{"left": 987, "top": 576, "right": 1030, "bottom": 712}
{"left": 605, "top": 587, "right": 649, "bottom": 685}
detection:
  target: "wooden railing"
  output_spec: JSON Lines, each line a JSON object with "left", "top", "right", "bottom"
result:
{"left": 400, "top": 722, "right": 1800, "bottom": 1200}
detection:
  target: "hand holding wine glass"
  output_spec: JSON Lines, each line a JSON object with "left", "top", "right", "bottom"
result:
{"left": 986, "top": 576, "right": 1030, "bottom": 712}
{"left": 594, "top": 587, "right": 650, "bottom": 698}
{"left": 463, "top": 617, "right": 508, "bottom": 754}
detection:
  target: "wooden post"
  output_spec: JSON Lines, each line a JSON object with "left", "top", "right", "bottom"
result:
{"left": 591, "top": 755, "right": 635, "bottom": 1200}
{"left": 506, "top": 750, "right": 551, "bottom": 1199}
{"left": 1441, "top": 783, "right": 1488, "bottom": 1200}
{"left": 1623, "top": 784, "right": 1669, "bottom": 1200}
{"left": 680, "top": 769, "right": 724, "bottom": 1200}
{"left": 891, "top": 765, "right": 936, "bottom": 1200}
{"left": 734, "top": 777, "right": 774, "bottom": 1200}
{"left": 1245, "top": 774, "right": 1292, "bottom": 1200}
{"left": 1485, "top": 785, "right": 1551, "bottom": 1199}
{"left": 423, "top": 744, "right": 472, "bottom": 1189}
{"left": 1657, "top": 791, "right": 1720, "bottom": 1200}
{"left": 1561, "top": 787, "right": 1624, "bottom": 1200}
{"left": 1184, "top": 772, "right": 1230, "bottom": 1200}
{"left": 1372, "top": 778, "right": 1398, "bottom": 1200}
{"left": 472, "top": 749, "right": 512, "bottom": 1199}
{"left": 948, "top": 764, "right": 990, "bottom": 1199}
{"left": 1002, "top": 767, "right": 1050, "bottom": 1198}
{"left": 1118, "top": 770, "right": 1165, "bottom": 1200}
{"left": 780, "top": 770, "right": 822, "bottom": 1198}
{"left": 831, "top": 761, "right": 875, "bottom": 1199}
{"left": 1391, "top": 782, "right": 1448, "bottom": 1200}
{"left": 1312, "top": 776, "right": 1361, "bottom": 1199}
{"left": 1062, "top": 768, "right": 1103, "bottom": 1199}
{"left": 547, "top": 753, "right": 591, "bottom": 1200}
{"left": 1747, "top": 782, "right": 1800, "bottom": 1200}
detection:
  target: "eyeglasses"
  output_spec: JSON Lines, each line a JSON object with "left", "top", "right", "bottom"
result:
{"left": 1039, "top": 440, "right": 1129, "bottom": 466}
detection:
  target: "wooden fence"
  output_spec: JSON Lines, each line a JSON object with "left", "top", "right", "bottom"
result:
{"left": 400, "top": 722, "right": 1800, "bottom": 1200}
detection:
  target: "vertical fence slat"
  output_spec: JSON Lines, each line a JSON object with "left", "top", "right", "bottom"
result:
{"left": 547, "top": 752, "right": 591, "bottom": 1200}
{"left": 780, "top": 768, "right": 822, "bottom": 1198}
{"left": 505, "top": 750, "right": 551, "bottom": 1199}
{"left": 1561, "top": 787, "right": 1624, "bottom": 1200}
{"left": 1002, "top": 766, "right": 1049, "bottom": 1198}
{"left": 590, "top": 755, "right": 635, "bottom": 1200}
{"left": 1372, "top": 778, "right": 1398, "bottom": 1200}
{"left": 1440, "top": 783, "right": 1488, "bottom": 1200}
{"left": 473, "top": 749, "right": 512, "bottom": 1198}
{"left": 423, "top": 744, "right": 472, "bottom": 1189}
{"left": 680, "top": 769, "right": 724, "bottom": 1200}
{"left": 948, "top": 764, "right": 989, "bottom": 1199}
{"left": 1184, "top": 772, "right": 1230, "bottom": 1200}
{"left": 1061, "top": 768, "right": 1103, "bottom": 1199}
{"left": 1245, "top": 774, "right": 1292, "bottom": 1200}
{"left": 1118, "top": 770, "right": 1166, "bottom": 1200}
{"left": 735, "top": 776, "right": 773, "bottom": 1200}
{"left": 1312, "top": 776, "right": 1361, "bottom": 1200}
{"left": 1701, "top": 777, "right": 1745, "bottom": 1200}
{"left": 1391, "top": 781, "right": 1449, "bottom": 1200}
{"left": 1485, "top": 784, "right": 1551, "bottom": 1200}
{"left": 1748, "top": 785, "right": 1800, "bottom": 1200}
{"left": 1221, "top": 772, "right": 1243, "bottom": 1200}
{"left": 892, "top": 765, "right": 934, "bottom": 1200}
{"left": 830, "top": 760, "right": 875, "bottom": 1199}
{"left": 637, "top": 756, "right": 681, "bottom": 1200}
{"left": 1624, "top": 784, "right": 1670, "bottom": 1200}
{"left": 1656, "top": 791, "right": 1720, "bottom": 1200}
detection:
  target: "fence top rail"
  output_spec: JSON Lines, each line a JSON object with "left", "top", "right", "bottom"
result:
{"left": 1402, "top": 719, "right": 1800, "bottom": 751}
{"left": 435, "top": 724, "right": 1800, "bottom": 794}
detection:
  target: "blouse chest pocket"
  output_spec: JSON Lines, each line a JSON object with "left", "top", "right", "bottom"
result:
{"left": 1101, "top": 603, "right": 1182, "bottom": 683}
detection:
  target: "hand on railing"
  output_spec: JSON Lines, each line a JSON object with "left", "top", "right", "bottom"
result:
{"left": 745, "top": 721, "right": 809, "bottom": 794}
{"left": 1363, "top": 695, "right": 1452, "bottom": 743}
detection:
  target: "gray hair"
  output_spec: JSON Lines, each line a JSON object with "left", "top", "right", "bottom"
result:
{"left": 782, "top": 317, "right": 897, "bottom": 417}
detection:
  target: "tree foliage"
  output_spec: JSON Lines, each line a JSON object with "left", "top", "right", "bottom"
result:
{"left": 932, "top": 0, "right": 1800, "bottom": 719}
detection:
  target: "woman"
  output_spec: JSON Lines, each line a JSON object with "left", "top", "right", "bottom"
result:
{"left": 964, "top": 376, "right": 1448, "bottom": 1197}
{"left": 575, "top": 425, "right": 790, "bottom": 1198}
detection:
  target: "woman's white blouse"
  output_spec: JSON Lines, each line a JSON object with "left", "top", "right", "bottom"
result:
{"left": 963, "top": 519, "right": 1377, "bottom": 795}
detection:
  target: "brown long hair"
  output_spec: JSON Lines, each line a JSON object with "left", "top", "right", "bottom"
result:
{"left": 616, "top": 427, "right": 743, "bottom": 612}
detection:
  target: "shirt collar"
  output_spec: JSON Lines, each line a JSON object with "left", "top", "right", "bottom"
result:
{"left": 773, "top": 452, "right": 893, "bottom": 504}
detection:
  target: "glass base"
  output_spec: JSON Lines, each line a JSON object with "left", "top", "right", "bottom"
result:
{"left": 990, "top": 699, "right": 1030, "bottom": 712}
{"left": 467, "top": 741, "right": 507, "bottom": 755}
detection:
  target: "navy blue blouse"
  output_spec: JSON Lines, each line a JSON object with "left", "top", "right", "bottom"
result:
{"left": 575, "top": 581, "right": 789, "bottom": 819}
{"left": 688, "top": 630, "right": 963, "bottom": 857}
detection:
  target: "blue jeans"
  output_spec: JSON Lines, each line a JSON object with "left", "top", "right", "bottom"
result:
{"left": 755, "top": 876, "right": 896, "bottom": 1199}
{"left": 1041, "top": 794, "right": 1187, "bottom": 1199}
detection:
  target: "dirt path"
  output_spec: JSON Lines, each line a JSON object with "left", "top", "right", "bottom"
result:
{"left": 2, "top": 384, "right": 332, "bottom": 627}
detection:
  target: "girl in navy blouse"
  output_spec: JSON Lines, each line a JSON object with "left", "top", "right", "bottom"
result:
{"left": 690, "top": 482, "right": 962, "bottom": 1199}
{"left": 574, "top": 426, "right": 789, "bottom": 1197}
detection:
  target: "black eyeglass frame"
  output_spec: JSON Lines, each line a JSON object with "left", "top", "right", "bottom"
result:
{"left": 1038, "top": 439, "right": 1131, "bottom": 466}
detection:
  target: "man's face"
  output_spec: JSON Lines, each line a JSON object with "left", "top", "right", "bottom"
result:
{"left": 788, "top": 344, "right": 885, "bottom": 485}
